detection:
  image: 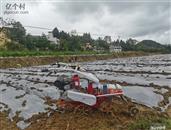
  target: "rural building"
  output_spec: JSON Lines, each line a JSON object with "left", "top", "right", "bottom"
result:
{"left": 47, "top": 31, "right": 60, "bottom": 45}
{"left": 127, "top": 38, "right": 139, "bottom": 45}
{"left": 70, "top": 29, "right": 78, "bottom": 36}
{"left": 85, "top": 43, "right": 93, "bottom": 50}
{"left": 109, "top": 43, "right": 122, "bottom": 52}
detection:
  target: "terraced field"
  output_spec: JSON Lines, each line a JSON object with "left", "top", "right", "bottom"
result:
{"left": 0, "top": 54, "right": 170, "bottom": 130}
{"left": 80, "top": 54, "right": 171, "bottom": 110}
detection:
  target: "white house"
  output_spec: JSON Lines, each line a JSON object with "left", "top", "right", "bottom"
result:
{"left": 46, "top": 31, "right": 60, "bottom": 45}
{"left": 109, "top": 44, "right": 122, "bottom": 52}
{"left": 70, "top": 29, "right": 77, "bottom": 36}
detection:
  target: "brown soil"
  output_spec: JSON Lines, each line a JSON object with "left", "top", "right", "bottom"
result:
{"left": 0, "top": 98, "right": 167, "bottom": 130}
{"left": 0, "top": 80, "right": 169, "bottom": 130}
{"left": 0, "top": 112, "right": 19, "bottom": 130}
{"left": 0, "top": 52, "right": 168, "bottom": 130}
{"left": 24, "top": 100, "right": 167, "bottom": 130}
{"left": 166, "top": 106, "right": 171, "bottom": 118}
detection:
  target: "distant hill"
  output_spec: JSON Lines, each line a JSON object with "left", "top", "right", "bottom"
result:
{"left": 136, "top": 40, "right": 163, "bottom": 48}
{"left": 135, "top": 40, "right": 166, "bottom": 52}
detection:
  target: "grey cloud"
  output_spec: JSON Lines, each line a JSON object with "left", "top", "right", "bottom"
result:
{"left": 52, "top": 1, "right": 170, "bottom": 34}
{"left": 128, "top": 6, "right": 170, "bottom": 37}
{"left": 6, "top": 0, "right": 170, "bottom": 44}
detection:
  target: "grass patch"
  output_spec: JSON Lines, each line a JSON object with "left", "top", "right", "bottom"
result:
{"left": 0, "top": 51, "right": 107, "bottom": 57}
{"left": 0, "top": 50, "right": 149, "bottom": 57}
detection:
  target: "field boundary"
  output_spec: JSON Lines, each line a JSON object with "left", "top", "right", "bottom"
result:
{"left": 0, "top": 52, "right": 153, "bottom": 68}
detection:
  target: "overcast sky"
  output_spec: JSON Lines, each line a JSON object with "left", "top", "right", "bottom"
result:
{"left": 1, "top": 0, "right": 171, "bottom": 44}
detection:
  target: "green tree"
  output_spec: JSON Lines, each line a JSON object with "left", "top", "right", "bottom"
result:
{"left": 52, "top": 27, "right": 59, "bottom": 39}
{"left": 6, "top": 21, "right": 26, "bottom": 44}
{"left": 59, "top": 39, "right": 69, "bottom": 51}
{"left": 119, "top": 40, "right": 127, "bottom": 51}
{"left": 5, "top": 41, "right": 25, "bottom": 51}
{"left": 96, "top": 37, "right": 109, "bottom": 51}
{"left": 125, "top": 39, "right": 136, "bottom": 51}
{"left": 24, "top": 34, "right": 51, "bottom": 51}
{"left": 35, "top": 35, "right": 51, "bottom": 50}
{"left": 24, "top": 34, "right": 35, "bottom": 50}
{"left": 68, "top": 36, "right": 81, "bottom": 51}
{"left": 59, "top": 31, "right": 69, "bottom": 40}
{"left": 82, "top": 33, "right": 92, "bottom": 43}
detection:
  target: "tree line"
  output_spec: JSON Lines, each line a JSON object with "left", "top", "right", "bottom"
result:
{"left": 0, "top": 19, "right": 170, "bottom": 53}
{"left": 1, "top": 20, "right": 109, "bottom": 51}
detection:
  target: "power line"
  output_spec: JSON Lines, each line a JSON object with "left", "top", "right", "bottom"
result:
{"left": 23, "top": 25, "right": 116, "bottom": 38}
{"left": 24, "top": 25, "right": 52, "bottom": 30}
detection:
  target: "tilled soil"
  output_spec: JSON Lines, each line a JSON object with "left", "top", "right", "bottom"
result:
{"left": 0, "top": 99, "right": 168, "bottom": 130}
{"left": 0, "top": 112, "right": 19, "bottom": 130}
{"left": 167, "top": 106, "right": 171, "bottom": 118}
{"left": 0, "top": 54, "right": 170, "bottom": 130}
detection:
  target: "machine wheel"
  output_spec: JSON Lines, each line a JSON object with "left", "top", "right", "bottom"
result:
{"left": 129, "top": 106, "right": 139, "bottom": 117}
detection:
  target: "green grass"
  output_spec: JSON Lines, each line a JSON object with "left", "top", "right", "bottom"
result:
{"left": 0, "top": 50, "right": 150, "bottom": 57}
{"left": 0, "top": 51, "right": 109, "bottom": 57}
